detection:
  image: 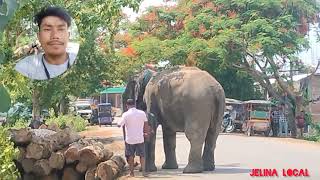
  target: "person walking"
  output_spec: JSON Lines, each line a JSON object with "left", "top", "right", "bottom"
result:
{"left": 118, "top": 99, "right": 148, "bottom": 177}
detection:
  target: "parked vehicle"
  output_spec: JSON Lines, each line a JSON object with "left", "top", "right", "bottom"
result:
{"left": 225, "top": 98, "right": 245, "bottom": 132}
{"left": 221, "top": 110, "right": 235, "bottom": 133}
{"left": 74, "top": 102, "right": 92, "bottom": 120}
{"left": 94, "top": 103, "right": 114, "bottom": 126}
{"left": 242, "top": 100, "right": 272, "bottom": 136}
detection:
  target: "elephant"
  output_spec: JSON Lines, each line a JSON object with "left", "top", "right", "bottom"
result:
{"left": 123, "top": 66, "right": 225, "bottom": 173}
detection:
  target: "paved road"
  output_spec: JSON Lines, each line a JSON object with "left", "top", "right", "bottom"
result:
{"left": 149, "top": 127, "right": 320, "bottom": 180}
{"left": 84, "top": 124, "right": 320, "bottom": 180}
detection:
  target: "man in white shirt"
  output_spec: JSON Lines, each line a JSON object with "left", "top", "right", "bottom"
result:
{"left": 118, "top": 99, "right": 148, "bottom": 177}
{"left": 15, "top": 6, "right": 76, "bottom": 80}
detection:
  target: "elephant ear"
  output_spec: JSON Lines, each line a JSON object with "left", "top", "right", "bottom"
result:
{"left": 134, "top": 69, "right": 155, "bottom": 110}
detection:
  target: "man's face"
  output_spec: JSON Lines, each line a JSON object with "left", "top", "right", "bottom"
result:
{"left": 38, "top": 16, "right": 69, "bottom": 56}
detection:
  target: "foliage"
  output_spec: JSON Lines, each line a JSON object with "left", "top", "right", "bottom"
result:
{"left": 4, "top": 103, "right": 31, "bottom": 126}
{"left": 9, "top": 119, "right": 29, "bottom": 129}
{"left": 0, "top": 126, "right": 19, "bottom": 180}
{"left": 0, "top": 84, "right": 11, "bottom": 112}
{"left": 0, "top": 0, "right": 143, "bottom": 116}
{"left": 45, "top": 114, "right": 87, "bottom": 132}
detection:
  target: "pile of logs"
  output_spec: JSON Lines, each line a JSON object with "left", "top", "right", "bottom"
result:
{"left": 10, "top": 127, "right": 126, "bottom": 180}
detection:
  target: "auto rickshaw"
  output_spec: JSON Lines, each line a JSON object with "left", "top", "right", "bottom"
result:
{"left": 242, "top": 100, "right": 272, "bottom": 136}
{"left": 225, "top": 98, "right": 245, "bottom": 132}
{"left": 97, "top": 103, "right": 114, "bottom": 126}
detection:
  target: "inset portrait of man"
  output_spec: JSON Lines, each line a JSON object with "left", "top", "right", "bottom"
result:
{"left": 15, "top": 6, "right": 78, "bottom": 80}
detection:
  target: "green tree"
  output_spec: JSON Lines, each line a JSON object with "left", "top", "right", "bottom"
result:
{"left": 116, "top": 0, "right": 320, "bottom": 137}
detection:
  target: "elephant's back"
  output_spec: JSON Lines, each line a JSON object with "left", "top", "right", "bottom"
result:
{"left": 150, "top": 67, "right": 222, "bottom": 91}
{"left": 147, "top": 66, "right": 224, "bottom": 103}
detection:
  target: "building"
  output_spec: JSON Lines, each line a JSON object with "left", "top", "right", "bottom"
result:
{"left": 99, "top": 87, "right": 125, "bottom": 110}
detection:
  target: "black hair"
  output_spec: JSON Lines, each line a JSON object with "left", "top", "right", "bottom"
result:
{"left": 34, "top": 6, "right": 71, "bottom": 28}
{"left": 126, "top": 99, "right": 135, "bottom": 106}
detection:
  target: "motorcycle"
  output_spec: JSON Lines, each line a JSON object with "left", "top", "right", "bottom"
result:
{"left": 221, "top": 112, "right": 235, "bottom": 133}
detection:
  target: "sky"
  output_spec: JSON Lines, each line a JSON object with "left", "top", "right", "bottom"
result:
{"left": 123, "top": 0, "right": 176, "bottom": 21}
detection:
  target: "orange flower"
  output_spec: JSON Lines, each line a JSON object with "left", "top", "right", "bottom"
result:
{"left": 121, "top": 46, "right": 137, "bottom": 57}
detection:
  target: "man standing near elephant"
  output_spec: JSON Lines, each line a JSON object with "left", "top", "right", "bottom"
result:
{"left": 118, "top": 99, "right": 148, "bottom": 177}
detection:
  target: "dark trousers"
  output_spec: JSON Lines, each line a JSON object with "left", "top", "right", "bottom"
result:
{"left": 272, "top": 122, "right": 279, "bottom": 137}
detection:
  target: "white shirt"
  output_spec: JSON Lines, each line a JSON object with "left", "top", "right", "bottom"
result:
{"left": 15, "top": 52, "right": 76, "bottom": 80}
{"left": 118, "top": 107, "right": 148, "bottom": 144}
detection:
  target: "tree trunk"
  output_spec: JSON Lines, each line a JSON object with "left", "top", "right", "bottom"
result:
{"left": 59, "top": 96, "right": 68, "bottom": 115}
{"left": 32, "top": 87, "right": 41, "bottom": 121}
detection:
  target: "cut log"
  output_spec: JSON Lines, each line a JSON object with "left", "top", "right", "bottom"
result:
{"left": 23, "top": 173, "right": 36, "bottom": 180}
{"left": 49, "top": 152, "right": 65, "bottom": 170}
{"left": 9, "top": 128, "right": 32, "bottom": 146}
{"left": 102, "top": 146, "right": 113, "bottom": 162}
{"left": 21, "top": 158, "right": 36, "bottom": 173}
{"left": 16, "top": 147, "right": 26, "bottom": 163}
{"left": 111, "top": 156, "right": 126, "bottom": 169}
{"left": 29, "top": 128, "right": 80, "bottom": 152}
{"left": 79, "top": 145, "right": 104, "bottom": 167}
{"left": 62, "top": 167, "right": 82, "bottom": 180}
{"left": 76, "top": 162, "right": 88, "bottom": 174}
{"left": 47, "top": 123, "right": 59, "bottom": 132}
{"left": 33, "top": 159, "right": 52, "bottom": 176}
{"left": 39, "top": 124, "right": 48, "bottom": 129}
{"left": 96, "top": 161, "right": 115, "bottom": 180}
{"left": 64, "top": 143, "right": 83, "bottom": 164}
{"left": 50, "top": 128, "right": 81, "bottom": 150}
{"left": 106, "top": 160, "right": 120, "bottom": 176}
{"left": 85, "top": 167, "right": 96, "bottom": 180}
{"left": 38, "top": 173, "right": 59, "bottom": 180}
{"left": 26, "top": 142, "right": 51, "bottom": 160}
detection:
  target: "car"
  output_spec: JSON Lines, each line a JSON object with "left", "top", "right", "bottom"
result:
{"left": 75, "top": 103, "right": 92, "bottom": 120}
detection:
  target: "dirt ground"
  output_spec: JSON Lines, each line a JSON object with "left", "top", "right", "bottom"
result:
{"left": 80, "top": 126, "right": 125, "bottom": 155}
{"left": 80, "top": 125, "right": 147, "bottom": 179}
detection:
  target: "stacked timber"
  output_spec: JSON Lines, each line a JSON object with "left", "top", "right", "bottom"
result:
{"left": 10, "top": 127, "right": 126, "bottom": 180}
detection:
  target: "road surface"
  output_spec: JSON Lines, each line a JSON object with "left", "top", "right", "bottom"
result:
{"left": 82, "top": 125, "right": 320, "bottom": 180}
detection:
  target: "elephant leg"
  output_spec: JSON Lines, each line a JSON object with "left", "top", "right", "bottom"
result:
{"left": 162, "top": 128, "right": 178, "bottom": 169}
{"left": 183, "top": 127, "right": 207, "bottom": 173}
{"left": 202, "top": 126, "right": 219, "bottom": 171}
{"left": 146, "top": 130, "right": 157, "bottom": 172}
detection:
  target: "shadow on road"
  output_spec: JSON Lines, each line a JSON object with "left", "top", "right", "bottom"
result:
{"left": 141, "top": 164, "right": 250, "bottom": 179}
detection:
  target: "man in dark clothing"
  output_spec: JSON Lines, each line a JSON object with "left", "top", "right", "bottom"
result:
{"left": 271, "top": 106, "right": 280, "bottom": 137}
{"left": 296, "top": 111, "right": 305, "bottom": 138}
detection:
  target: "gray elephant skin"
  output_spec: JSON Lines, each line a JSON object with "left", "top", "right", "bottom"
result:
{"left": 123, "top": 66, "right": 225, "bottom": 173}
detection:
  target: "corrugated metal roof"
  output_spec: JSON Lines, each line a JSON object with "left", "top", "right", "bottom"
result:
{"left": 100, "top": 87, "right": 125, "bottom": 94}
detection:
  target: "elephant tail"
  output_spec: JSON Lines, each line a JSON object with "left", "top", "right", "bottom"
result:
{"left": 210, "top": 86, "right": 225, "bottom": 131}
